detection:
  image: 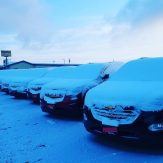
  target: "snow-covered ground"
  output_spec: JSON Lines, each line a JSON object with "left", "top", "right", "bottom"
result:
{"left": 0, "top": 92, "right": 163, "bottom": 163}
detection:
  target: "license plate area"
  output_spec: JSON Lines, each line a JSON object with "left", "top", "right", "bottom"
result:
{"left": 102, "top": 126, "right": 118, "bottom": 135}
{"left": 47, "top": 104, "right": 54, "bottom": 110}
{"left": 33, "top": 94, "right": 37, "bottom": 98}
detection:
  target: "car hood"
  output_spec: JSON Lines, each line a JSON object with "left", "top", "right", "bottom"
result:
{"left": 28, "top": 77, "right": 54, "bottom": 88}
{"left": 10, "top": 77, "right": 35, "bottom": 86}
{"left": 41, "top": 78, "right": 95, "bottom": 96}
{"left": 85, "top": 81, "right": 163, "bottom": 112}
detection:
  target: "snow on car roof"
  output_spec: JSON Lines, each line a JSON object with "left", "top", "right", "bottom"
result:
{"left": 69, "top": 63, "right": 108, "bottom": 79}
{"left": 22, "top": 68, "right": 50, "bottom": 78}
{"left": 44, "top": 66, "right": 75, "bottom": 78}
{"left": 0, "top": 68, "right": 52, "bottom": 84}
{"left": 111, "top": 58, "right": 163, "bottom": 81}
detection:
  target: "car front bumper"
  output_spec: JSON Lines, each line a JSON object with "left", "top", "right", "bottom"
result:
{"left": 1, "top": 88, "right": 9, "bottom": 94}
{"left": 27, "top": 92, "right": 40, "bottom": 104}
{"left": 83, "top": 106, "right": 163, "bottom": 142}
{"left": 9, "top": 89, "right": 27, "bottom": 98}
{"left": 40, "top": 96, "right": 83, "bottom": 117}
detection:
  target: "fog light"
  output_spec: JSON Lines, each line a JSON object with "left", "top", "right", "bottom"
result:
{"left": 148, "top": 123, "right": 163, "bottom": 132}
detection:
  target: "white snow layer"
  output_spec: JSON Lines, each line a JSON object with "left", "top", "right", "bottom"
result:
{"left": 3, "top": 68, "right": 51, "bottom": 92}
{"left": 27, "top": 66, "right": 75, "bottom": 94}
{"left": 85, "top": 58, "right": 163, "bottom": 112}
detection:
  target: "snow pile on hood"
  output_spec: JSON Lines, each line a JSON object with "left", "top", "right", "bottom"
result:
{"left": 42, "top": 78, "right": 93, "bottom": 91}
{"left": 41, "top": 78, "right": 95, "bottom": 104}
{"left": 85, "top": 58, "right": 163, "bottom": 112}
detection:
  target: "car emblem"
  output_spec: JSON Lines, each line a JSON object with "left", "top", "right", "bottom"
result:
{"left": 115, "top": 105, "right": 124, "bottom": 111}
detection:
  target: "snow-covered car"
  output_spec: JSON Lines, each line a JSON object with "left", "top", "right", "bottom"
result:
{"left": 84, "top": 58, "right": 163, "bottom": 142}
{"left": 9, "top": 68, "right": 49, "bottom": 98}
{"left": 27, "top": 66, "right": 75, "bottom": 103}
{"left": 0, "top": 69, "right": 17, "bottom": 93}
{"left": 40, "top": 62, "right": 123, "bottom": 116}
{"left": 0, "top": 70, "right": 6, "bottom": 90}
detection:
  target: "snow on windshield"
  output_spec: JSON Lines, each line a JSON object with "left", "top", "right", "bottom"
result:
{"left": 44, "top": 66, "right": 75, "bottom": 78}
{"left": 62, "top": 63, "right": 108, "bottom": 79}
{"left": 17, "top": 68, "right": 49, "bottom": 78}
{"left": 110, "top": 58, "right": 163, "bottom": 81}
{"left": 44, "top": 64, "right": 107, "bottom": 80}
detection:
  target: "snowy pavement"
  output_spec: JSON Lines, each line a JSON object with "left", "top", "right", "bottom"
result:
{"left": 0, "top": 92, "right": 163, "bottom": 163}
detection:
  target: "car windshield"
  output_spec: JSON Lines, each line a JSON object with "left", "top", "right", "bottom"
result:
{"left": 44, "top": 66, "right": 74, "bottom": 78}
{"left": 44, "top": 64, "right": 106, "bottom": 80}
{"left": 111, "top": 58, "right": 163, "bottom": 81}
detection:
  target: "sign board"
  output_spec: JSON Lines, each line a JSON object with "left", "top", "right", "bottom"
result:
{"left": 1, "top": 50, "right": 11, "bottom": 57}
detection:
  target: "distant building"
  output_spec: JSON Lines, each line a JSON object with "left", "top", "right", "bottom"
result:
{"left": 2, "top": 60, "right": 79, "bottom": 69}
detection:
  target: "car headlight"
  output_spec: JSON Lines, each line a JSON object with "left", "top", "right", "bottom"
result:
{"left": 148, "top": 123, "right": 163, "bottom": 132}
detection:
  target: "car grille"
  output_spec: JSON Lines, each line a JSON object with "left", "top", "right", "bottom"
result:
{"left": 45, "top": 93, "right": 63, "bottom": 99}
{"left": 92, "top": 105, "right": 140, "bottom": 125}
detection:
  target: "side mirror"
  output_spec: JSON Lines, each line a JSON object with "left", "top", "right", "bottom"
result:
{"left": 102, "top": 74, "right": 109, "bottom": 80}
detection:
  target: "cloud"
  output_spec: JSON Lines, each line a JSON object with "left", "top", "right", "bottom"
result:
{"left": 108, "top": 0, "right": 163, "bottom": 60}
{"left": 1, "top": 0, "right": 163, "bottom": 64}
{"left": 0, "top": 0, "right": 54, "bottom": 46}
{"left": 44, "top": 0, "right": 163, "bottom": 63}
{"left": 116, "top": 0, "right": 163, "bottom": 25}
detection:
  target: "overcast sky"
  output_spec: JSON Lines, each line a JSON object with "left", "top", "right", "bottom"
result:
{"left": 0, "top": 0, "right": 163, "bottom": 64}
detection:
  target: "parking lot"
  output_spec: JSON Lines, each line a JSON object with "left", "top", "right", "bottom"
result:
{"left": 0, "top": 92, "right": 163, "bottom": 163}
